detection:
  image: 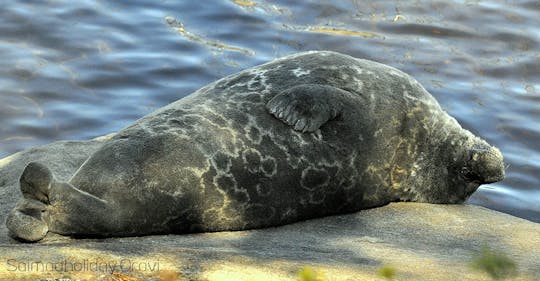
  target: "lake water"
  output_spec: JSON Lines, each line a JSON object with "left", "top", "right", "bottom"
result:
{"left": 0, "top": 0, "right": 538, "bottom": 222}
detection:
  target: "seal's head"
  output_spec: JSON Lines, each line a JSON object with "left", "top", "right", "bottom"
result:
{"left": 445, "top": 141, "right": 505, "bottom": 203}
{"left": 407, "top": 135, "right": 505, "bottom": 204}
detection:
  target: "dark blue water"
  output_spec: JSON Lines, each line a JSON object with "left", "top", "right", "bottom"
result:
{"left": 0, "top": 0, "right": 538, "bottom": 222}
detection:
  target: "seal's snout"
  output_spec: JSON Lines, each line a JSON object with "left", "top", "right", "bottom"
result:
{"left": 465, "top": 144, "right": 505, "bottom": 184}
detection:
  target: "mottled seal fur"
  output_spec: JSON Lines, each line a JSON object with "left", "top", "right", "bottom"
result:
{"left": 6, "top": 51, "right": 504, "bottom": 242}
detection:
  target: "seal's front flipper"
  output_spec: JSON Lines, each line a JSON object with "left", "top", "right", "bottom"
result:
{"left": 266, "top": 84, "right": 355, "bottom": 133}
{"left": 7, "top": 162, "right": 112, "bottom": 242}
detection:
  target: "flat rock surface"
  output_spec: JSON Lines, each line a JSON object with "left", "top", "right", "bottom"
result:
{"left": 0, "top": 137, "right": 539, "bottom": 281}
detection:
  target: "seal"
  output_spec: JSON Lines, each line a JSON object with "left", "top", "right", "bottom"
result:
{"left": 6, "top": 51, "right": 505, "bottom": 242}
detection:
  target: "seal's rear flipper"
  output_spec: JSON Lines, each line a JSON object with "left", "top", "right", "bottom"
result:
{"left": 266, "top": 84, "right": 356, "bottom": 133}
{"left": 5, "top": 162, "right": 54, "bottom": 242}
{"left": 6, "top": 199, "right": 49, "bottom": 242}
{"left": 20, "top": 162, "right": 53, "bottom": 204}
{"left": 7, "top": 162, "right": 114, "bottom": 241}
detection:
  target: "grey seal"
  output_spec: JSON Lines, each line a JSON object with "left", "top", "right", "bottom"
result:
{"left": 6, "top": 51, "right": 504, "bottom": 242}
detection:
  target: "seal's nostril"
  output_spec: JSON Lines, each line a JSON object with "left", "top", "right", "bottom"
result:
{"left": 485, "top": 168, "right": 505, "bottom": 184}
{"left": 479, "top": 165, "right": 505, "bottom": 184}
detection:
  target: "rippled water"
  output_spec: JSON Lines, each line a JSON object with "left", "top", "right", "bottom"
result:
{"left": 0, "top": 0, "right": 538, "bottom": 222}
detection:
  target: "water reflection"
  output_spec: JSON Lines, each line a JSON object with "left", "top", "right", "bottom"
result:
{"left": 165, "top": 16, "right": 256, "bottom": 56}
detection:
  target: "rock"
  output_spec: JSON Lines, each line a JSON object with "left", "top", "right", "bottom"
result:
{"left": 0, "top": 138, "right": 539, "bottom": 280}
